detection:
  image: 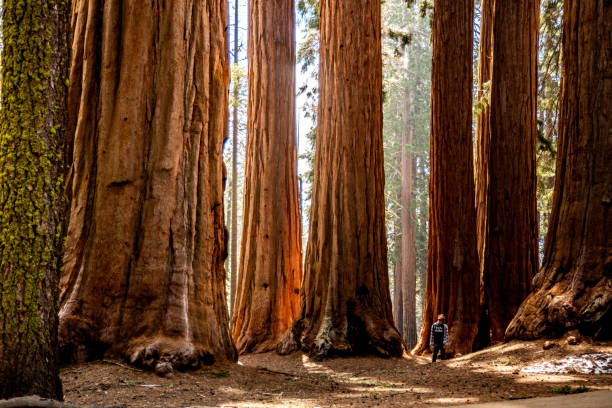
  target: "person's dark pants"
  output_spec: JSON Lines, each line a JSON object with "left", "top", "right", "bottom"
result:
{"left": 432, "top": 344, "right": 446, "bottom": 362}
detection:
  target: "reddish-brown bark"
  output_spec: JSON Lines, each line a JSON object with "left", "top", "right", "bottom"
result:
{"left": 282, "top": 0, "right": 404, "bottom": 360}
{"left": 59, "top": 0, "right": 237, "bottom": 371}
{"left": 506, "top": 0, "right": 612, "bottom": 340}
{"left": 477, "top": 0, "right": 540, "bottom": 343}
{"left": 231, "top": 0, "right": 302, "bottom": 355}
{"left": 413, "top": 0, "right": 480, "bottom": 356}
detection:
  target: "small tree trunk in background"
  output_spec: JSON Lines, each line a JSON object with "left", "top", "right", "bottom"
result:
{"left": 400, "top": 60, "right": 417, "bottom": 349}
{"left": 0, "top": 0, "right": 70, "bottom": 399}
{"left": 230, "top": 0, "right": 239, "bottom": 320}
{"left": 394, "top": 259, "right": 404, "bottom": 339}
{"left": 59, "top": 0, "right": 237, "bottom": 370}
{"left": 506, "top": 0, "right": 612, "bottom": 340}
{"left": 484, "top": 0, "right": 539, "bottom": 343}
{"left": 232, "top": 0, "right": 302, "bottom": 355}
{"left": 413, "top": 0, "right": 480, "bottom": 356}
{"left": 285, "top": 0, "right": 404, "bottom": 359}
{"left": 473, "top": 0, "right": 493, "bottom": 350}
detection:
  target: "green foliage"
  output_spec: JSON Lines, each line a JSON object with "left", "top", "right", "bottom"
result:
{"left": 536, "top": 0, "right": 562, "bottom": 255}
{"left": 551, "top": 385, "right": 590, "bottom": 395}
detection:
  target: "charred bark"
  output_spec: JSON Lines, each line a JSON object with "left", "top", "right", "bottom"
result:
{"left": 413, "top": 0, "right": 480, "bottom": 356}
{"left": 0, "top": 0, "right": 70, "bottom": 399}
{"left": 506, "top": 0, "right": 612, "bottom": 340}
{"left": 284, "top": 0, "right": 404, "bottom": 360}
{"left": 59, "top": 0, "right": 237, "bottom": 371}
{"left": 231, "top": 0, "right": 302, "bottom": 355}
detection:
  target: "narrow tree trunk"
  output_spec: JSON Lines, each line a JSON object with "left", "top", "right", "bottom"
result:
{"left": 413, "top": 0, "right": 480, "bottom": 356}
{"left": 59, "top": 0, "right": 237, "bottom": 370}
{"left": 474, "top": 0, "right": 492, "bottom": 283}
{"left": 230, "top": 0, "right": 239, "bottom": 320}
{"left": 506, "top": 0, "right": 612, "bottom": 340}
{"left": 231, "top": 0, "right": 302, "bottom": 355}
{"left": 400, "top": 60, "right": 417, "bottom": 349}
{"left": 284, "top": 0, "right": 404, "bottom": 359}
{"left": 473, "top": 0, "right": 493, "bottom": 351}
{"left": 393, "top": 261, "right": 404, "bottom": 339}
{"left": 482, "top": 0, "right": 539, "bottom": 343}
{"left": 0, "top": 0, "right": 70, "bottom": 399}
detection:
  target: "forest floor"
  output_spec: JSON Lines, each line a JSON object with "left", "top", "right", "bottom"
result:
{"left": 60, "top": 338, "right": 612, "bottom": 407}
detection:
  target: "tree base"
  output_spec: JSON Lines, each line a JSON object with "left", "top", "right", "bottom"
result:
{"left": 289, "top": 305, "right": 405, "bottom": 361}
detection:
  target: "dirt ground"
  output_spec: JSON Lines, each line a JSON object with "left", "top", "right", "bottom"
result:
{"left": 60, "top": 339, "right": 612, "bottom": 407}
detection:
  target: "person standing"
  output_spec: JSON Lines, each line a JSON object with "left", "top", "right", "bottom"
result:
{"left": 430, "top": 314, "right": 449, "bottom": 362}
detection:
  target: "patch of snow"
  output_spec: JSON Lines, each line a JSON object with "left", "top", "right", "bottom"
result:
{"left": 522, "top": 353, "right": 612, "bottom": 374}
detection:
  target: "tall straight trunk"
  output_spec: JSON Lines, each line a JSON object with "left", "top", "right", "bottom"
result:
{"left": 400, "top": 58, "right": 417, "bottom": 348}
{"left": 417, "top": 156, "right": 427, "bottom": 318}
{"left": 484, "top": 0, "right": 539, "bottom": 342}
{"left": 0, "top": 0, "right": 70, "bottom": 399}
{"left": 507, "top": 0, "right": 611, "bottom": 340}
{"left": 283, "top": 0, "right": 404, "bottom": 359}
{"left": 230, "top": 0, "right": 239, "bottom": 320}
{"left": 59, "top": 0, "right": 237, "bottom": 371}
{"left": 232, "top": 0, "right": 302, "bottom": 355}
{"left": 393, "top": 261, "right": 404, "bottom": 338}
{"left": 414, "top": 0, "right": 480, "bottom": 356}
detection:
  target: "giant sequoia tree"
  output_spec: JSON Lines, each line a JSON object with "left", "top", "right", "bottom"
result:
{"left": 414, "top": 0, "right": 480, "bottom": 356}
{"left": 285, "top": 0, "right": 404, "bottom": 359}
{"left": 232, "top": 0, "right": 302, "bottom": 354}
{"left": 0, "top": 0, "right": 70, "bottom": 399}
{"left": 506, "top": 0, "right": 611, "bottom": 340}
{"left": 478, "top": 0, "right": 539, "bottom": 343}
{"left": 59, "top": 0, "right": 237, "bottom": 371}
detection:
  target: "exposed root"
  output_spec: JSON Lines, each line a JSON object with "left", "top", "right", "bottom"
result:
{"left": 125, "top": 337, "right": 215, "bottom": 375}
{"left": 0, "top": 396, "right": 125, "bottom": 408}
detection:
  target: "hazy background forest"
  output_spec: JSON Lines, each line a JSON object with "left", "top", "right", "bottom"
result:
{"left": 222, "top": 0, "right": 561, "bottom": 336}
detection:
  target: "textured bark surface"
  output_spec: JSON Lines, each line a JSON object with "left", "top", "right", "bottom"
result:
{"left": 399, "top": 68, "right": 417, "bottom": 349}
{"left": 0, "top": 0, "right": 70, "bottom": 400}
{"left": 414, "top": 0, "right": 480, "bottom": 356}
{"left": 506, "top": 0, "right": 612, "bottom": 340}
{"left": 483, "top": 0, "right": 539, "bottom": 343}
{"left": 59, "top": 0, "right": 237, "bottom": 370}
{"left": 231, "top": 0, "right": 302, "bottom": 355}
{"left": 285, "top": 0, "right": 404, "bottom": 359}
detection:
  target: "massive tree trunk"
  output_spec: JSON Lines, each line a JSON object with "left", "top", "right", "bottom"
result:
{"left": 400, "top": 61, "right": 417, "bottom": 349}
{"left": 506, "top": 0, "right": 612, "bottom": 340}
{"left": 482, "top": 0, "right": 539, "bottom": 343}
{"left": 0, "top": 0, "right": 70, "bottom": 400}
{"left": 231, "top": 0, "right": 302, "bottom": 355}
{"left": 473, "top": 0, "right": 493, "bottom": 349}
{"left": 284, "top": 0, "right": 404, "bottom": 360}
{"left": 59, "top": 0, "right": 237, "bottom": 371}
{"left": 413, "top": 0, "right": 480, "bottom": 356}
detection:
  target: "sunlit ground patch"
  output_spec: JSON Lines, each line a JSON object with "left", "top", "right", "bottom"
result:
{"left": 521, "top": 353, "right": 612, "bottom": 374}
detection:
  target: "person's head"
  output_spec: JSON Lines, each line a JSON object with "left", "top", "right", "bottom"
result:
{"left": 437, "top": 314, "right": 446, "bottom": 324}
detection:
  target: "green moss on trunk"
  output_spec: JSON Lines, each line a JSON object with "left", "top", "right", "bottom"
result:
{"left": 0, "top": 0, "right": 70, "bottom": 400}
